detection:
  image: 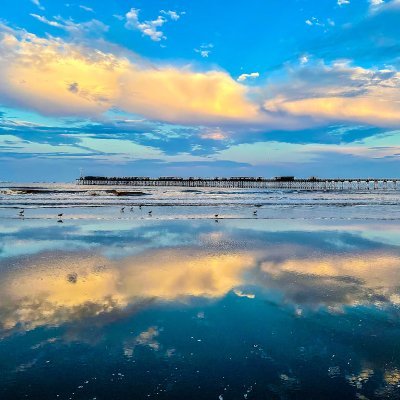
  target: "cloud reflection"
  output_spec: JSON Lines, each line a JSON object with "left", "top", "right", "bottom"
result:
{"left": 0, "top": 229, "right": 399, "bottom": 335}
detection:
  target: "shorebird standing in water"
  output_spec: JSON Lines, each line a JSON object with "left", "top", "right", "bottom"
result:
{"left": 19, "top": 209, "right": 24, "bottom": 217}
{"left": 148, "top": 210, "right": 152, "bottom": 215}
{"left": 130, "top": 206, "right": 134, "bottom": 211}
{"left": 253, "top": 210, "right": 257, "bottom": 216}
{"left": 58, "top": 213, "right": 63, "bottom": 218}
{"left": 139, "top": 205, "right": 142, "bottom": 210}
{"left": 214, "top": 214, "right": 219, "bottom": 218}
{"left": 120, "top": 207, "right": 125, "bottom": 212}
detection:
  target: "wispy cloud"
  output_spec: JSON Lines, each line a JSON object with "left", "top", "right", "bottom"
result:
{"left": 370, "top": 0, "right": 400, "bottom": 12}
{"left": 79, "top": 5, "right": 94, "bottom": 13}
{"left": 370, "top": 0, "right": 385, "bottom": 6}
{"left": 30, "top": 13, "right": 62, "bottom": 28}
{"left": 30, "top": 0, "right": 44, "bottom": 10}
{"left": 30, "top": 14, "right": 108, "bottom": 37}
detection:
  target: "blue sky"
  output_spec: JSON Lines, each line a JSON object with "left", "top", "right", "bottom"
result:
{"left": 0, "top": 0, "right": 399, "bottom": 181}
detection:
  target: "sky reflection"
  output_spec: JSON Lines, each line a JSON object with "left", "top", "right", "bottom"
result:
{"left": 1, "top": 219, "right": 400, "bottom": 400}
{"left": 1, "top": 219, "right": 399, "bottom": 335}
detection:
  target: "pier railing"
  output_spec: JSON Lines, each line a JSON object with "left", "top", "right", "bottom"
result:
{"left": 76, "top": 177, "right": 400, "bottom": 190}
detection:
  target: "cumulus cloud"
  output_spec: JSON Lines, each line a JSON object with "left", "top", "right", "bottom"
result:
{"left": 125, "top": 8, "right": 183, "bottom": 41}
{"left": 263, "top": 60, "right": 400, "bottom": 127}
{"left": 0, "top": 25, "right": 399, "bottom": 130}
{"left": 160, "top": 10, "right": 183, "bottom": 21}
{"left": 0, "top": 26, "right": 262, "bottom": 124}
{"left": 237, "top": 72, "right": 259, "bottom": 82}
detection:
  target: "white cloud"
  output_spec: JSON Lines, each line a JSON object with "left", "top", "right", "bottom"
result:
{"left": 31, "top": 0, "right": 44, "bottom": 10}
{"left": 370, "top": 0, "right": 400, "bottom": 12}
{"left": 30, "top": 14, "right": 63, "bottom": 28}
{"left": 337, "top": 0, "right": 350, "bottom": 5}
{"left": 300, "top": 54, "right": 309, "bottom": 64}
{"left": 125, "top": 8, "right": 166, "bottom": 41}
{"left": 305, "top": 17, "right": 334, "bottom": 27}
{"left": 79, "top": 5, "right": 94, "bottom": 13}
{"left": 160, "top": 10, "right": 182, "bottom": 21}
{"left": 237, "top": 72, "right": 259, "bottom": 82}
{"left": 370, "top": 0, "right": 384, "bottom": 5}
{"left": 194, "top": 43, "right": 214, "bottom": 58}
{"left": 125, "top": 8, "right": 182, "bottom": 42}
{"left": 305, "top": 17, "right": 335, "bottom": 27}
{"left": 30, "top": 14, "right": 108, "bottom": 37}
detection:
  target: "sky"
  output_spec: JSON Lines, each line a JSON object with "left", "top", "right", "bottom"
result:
{"left": 0, "top": 0, "right": 399, "bottom": 181}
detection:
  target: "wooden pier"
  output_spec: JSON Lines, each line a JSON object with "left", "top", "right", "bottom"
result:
{"left": 77, "top": 176, "right": 400, "bottom": 190}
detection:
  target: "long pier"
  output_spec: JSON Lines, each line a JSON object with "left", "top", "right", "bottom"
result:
{"left": 77, "top": 176, "right": 400, "bottom": 190}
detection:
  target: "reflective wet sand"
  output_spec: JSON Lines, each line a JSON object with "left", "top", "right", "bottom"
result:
{"left": 0, "top": 213, "right": 400, "bottom": 399}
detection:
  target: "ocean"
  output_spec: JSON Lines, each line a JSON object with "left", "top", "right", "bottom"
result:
{"left": 0, "top": 183, "right": 400, "bottom": 399}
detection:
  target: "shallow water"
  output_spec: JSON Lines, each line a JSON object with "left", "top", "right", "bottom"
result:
{"left": 0, "top": 184, "right": 400, "bottom": 399}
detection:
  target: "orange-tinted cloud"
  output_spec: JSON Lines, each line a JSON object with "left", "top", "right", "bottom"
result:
{"left": 0, "top": 28, "right": 261, "bottom": 125}
{"left": 1, "top": 26, "right": 400, "bottom": 129}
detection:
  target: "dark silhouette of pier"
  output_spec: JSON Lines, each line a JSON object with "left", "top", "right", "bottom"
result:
{"left": 77, "top": 176, "right": 400, "bottom": 190}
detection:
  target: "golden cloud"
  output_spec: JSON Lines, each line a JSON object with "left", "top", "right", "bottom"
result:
{"left": 2, "top": 26, "right": 399, "bottom": 129}
{"left": 264, "top": 90, "right": 400, "bottom": 127}
{"left": 264, "top": 62, "right": 400, "bottom": 127}
{"left": 0, "top": 29, "right": 260, "bottom": 124}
